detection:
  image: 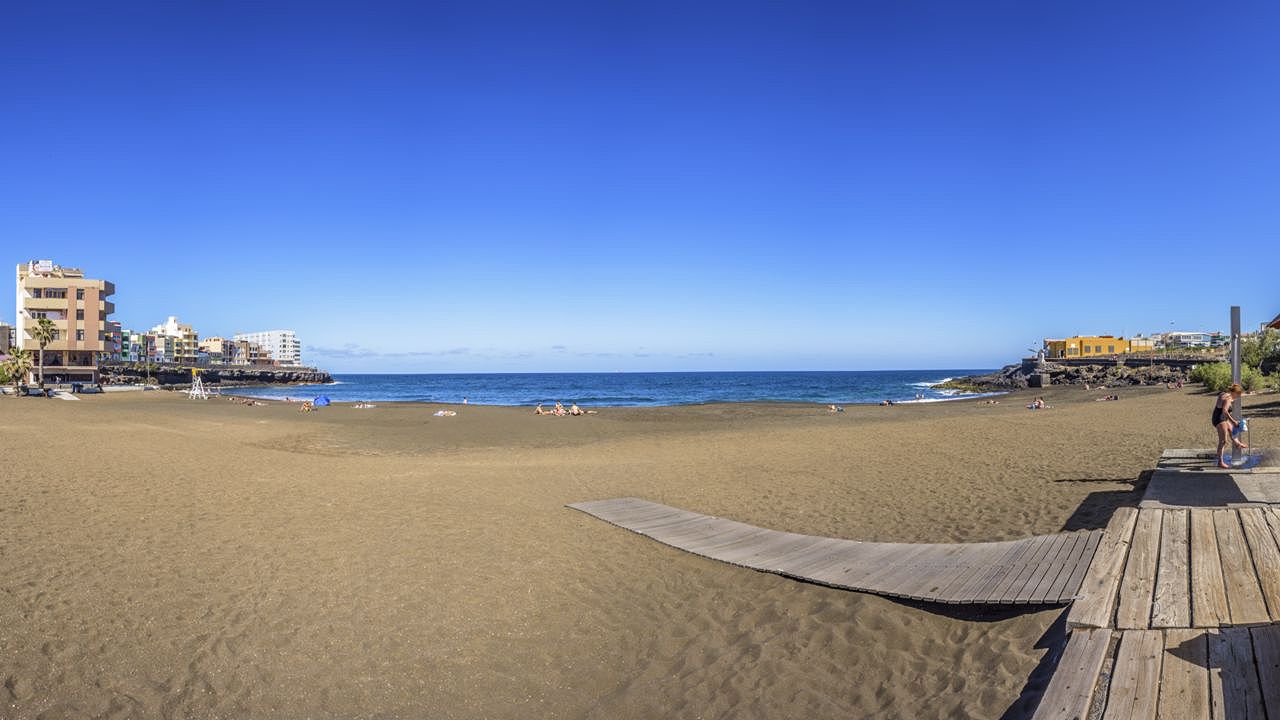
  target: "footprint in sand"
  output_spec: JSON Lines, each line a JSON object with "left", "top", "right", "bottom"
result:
{"left": 5, "top": 674, "right": 35, "bottom": 700}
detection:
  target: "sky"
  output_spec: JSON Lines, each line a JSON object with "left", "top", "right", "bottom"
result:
{"left": 3, "top": 1, "right": 1278, "bottom": 373}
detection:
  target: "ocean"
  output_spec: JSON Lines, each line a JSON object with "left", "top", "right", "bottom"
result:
{"left": 230, "top": 370, "right": 998, "bottom": 407}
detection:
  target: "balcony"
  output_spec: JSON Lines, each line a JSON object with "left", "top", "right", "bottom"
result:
{"left": 23, "top": 296, "right": 70, "bottom": 311}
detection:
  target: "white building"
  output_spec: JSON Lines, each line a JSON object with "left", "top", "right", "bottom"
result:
{"left": 233, "top": 330, "right": 302, "bottom": 366}
{"left": 1158, "top": 331, "right": 1219, "bottom": 349}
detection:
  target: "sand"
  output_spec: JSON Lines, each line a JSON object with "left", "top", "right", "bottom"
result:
{"left": 1, "top": 385, "right": 1271, "bottom": 719}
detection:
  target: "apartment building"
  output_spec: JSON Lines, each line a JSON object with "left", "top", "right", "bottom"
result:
{"left": 150, "top": 316, "right": 199, "bottom": 364}
{"left": 15, "top": 260, "right": 116, "bottom": 383}
{"left": 0, "top": 321, "right": 12, "bottom": 354}
{"left": 198, "top": 336, "right": 232, "bottom": 365}
{"left": 233, "top": 330, "right": 302, "bottom": 366}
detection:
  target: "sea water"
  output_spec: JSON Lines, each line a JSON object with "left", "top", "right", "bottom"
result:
{"left": 231, "top": 370, "right": 999, "bottom": 407}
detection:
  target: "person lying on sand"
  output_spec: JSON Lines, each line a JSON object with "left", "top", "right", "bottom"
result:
{"left": 554, "top": 401, "right": 566, "bottom": 416}
{"left": 1027, "top": 397, "right": 1048, "bottom": 410}
{"left": 534, "top": 403, "right": 545, "bottom": 415}
{"left": 299, "top": 401, "right": 314, "bottom": 412}
{"left": 569, "top": 404, "right": 584, "bottom": 416}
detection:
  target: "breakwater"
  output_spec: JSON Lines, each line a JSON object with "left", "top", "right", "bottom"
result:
{"left": 100, "top": 362, "right": 332, "bottom": 388}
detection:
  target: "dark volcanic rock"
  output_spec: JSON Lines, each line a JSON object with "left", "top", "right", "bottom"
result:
{"left": 100, "top": 362, "right": 332, "bottom": 388}
{"left": 939, "top": 361, "right": 1192, "bottom": 392}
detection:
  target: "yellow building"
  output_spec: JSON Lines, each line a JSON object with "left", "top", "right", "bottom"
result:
{"left": 1043, "top": 335, "right": 1153, "bottom": 359}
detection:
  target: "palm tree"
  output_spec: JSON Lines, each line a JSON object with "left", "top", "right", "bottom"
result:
{"left": 31, "top": 317, "right": 56, "bottom": 390}
{"left": 4, "top": 348, "right": 34, "bottom": 397}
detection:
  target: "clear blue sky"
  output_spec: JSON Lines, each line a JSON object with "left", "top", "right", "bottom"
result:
{"left": 3, "top": 1, "right": 1277, "bottom": 372}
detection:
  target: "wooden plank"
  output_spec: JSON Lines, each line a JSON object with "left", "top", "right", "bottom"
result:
{"left": 1055, "top": 531, "right": 1103, "bottom": 603}
{"left": 1250, "top": 625, "right": 1280, "bottom": 719}
{"left": 1237, "top": 509, "right": 1280, "bottom": 621}
{"left": 1030, "top": 628, "right": 1111, "bottom": 720}
{"left": 1029, "top": 532, "right": 1085, "bottom": 604}
{"left": 1208, "top": 627, "right": 1265, "bottom": 720}
{"left": 1190, "top": 509, "right": 1230, "bottom": 628}
{"left": 1068, "top": 507, "right": 1140, "bottom": 629}
{"left": 1157, "top": 629, "right": 1209, "bottom": 720}
{"left": 820, "top": 543, "right": 942, "bottom": 592}
{"left": 628, "top": 509, "right": 700, "bottom": 532}
{"left": 777, "top": 537, "right": 858, "bottom": 571}
{"left": 634, "top": 510, "right": 706, "bottom": 532}
{"left": 1044, "top": 530, "right": 1105, "bottom": 602}
{"left": 1152, "top": 509, "right": 1191, "bottom": 629}
{"left": 1212, "top": 509, "right": 1269, "bottom": 626}
{"left": 688, "top": 527, "right": 775, "bottom": 557}
{"left": 929, "top": 545, "right": 1008, "bottom": 603}
{"left": 958, "top": 537, "right": 1041, "bottom": 604}
{"left": 1016, "top": 533, "right": 1079, "bottom": 605}
{"left": 998, "top": 535, "right": 1063, "bottom": 604}
{"left": 714, "top": 530, "right": 790, "bottom": 565}
{"left": 736, "top": 534, "right": 826, "bottom": 570}
{"left": 1116, "top": 509, "right": 1163, "bottom": 629}
{"left": 953, "top": 540, "right": 1030, "bottom": 604}
{"left": 818, "top": 543, "right": 921, "bottom": 587}
{"left": 1101, "top": 629, "right": 1163, "bottom": 720}
{"left": 885, "top": 544, "right": 971, "bottom": 599}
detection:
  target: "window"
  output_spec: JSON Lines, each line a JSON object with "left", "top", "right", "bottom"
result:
{"left": 31, "top": 288, "right": 42, "bottom": 298}
{"left": 1095, "top": 346, "right": 1102, "bottom": 353}
{"left": 76, "top": 289, "right": 84, "bottom": 300}
{"left": 1108, "top": 345, "right": 1115, "bottom": 353}
{"left": 76, "top": 309, "right": 84, "bottom": 320}
{"left": 76, "top": 330, "right": 84, "bottom": 341}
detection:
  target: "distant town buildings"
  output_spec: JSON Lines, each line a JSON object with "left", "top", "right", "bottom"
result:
{"left": 1042, "top": 335, "right": 1155, "bottom": 359}
{"left": 14, "top": 260, "right": 116, "bottom": 383}
{"left": 149, "top": 316, "right": 199, "bottom": 364}
{"left": 1154, "top": 331, "right": 1227, "bottom": 349}
{"left": 0, "top": 321, "right": 12, "bottom": 354}
{"left": 233, "top": 330, "right": 302, "bottom": 366}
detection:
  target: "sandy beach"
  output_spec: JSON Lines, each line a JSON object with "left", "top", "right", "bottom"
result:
{"left": 1, "top": 386, "right": 1272, "bottom": 719}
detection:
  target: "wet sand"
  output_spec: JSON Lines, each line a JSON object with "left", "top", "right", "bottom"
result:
{"left": 1, "top": 386, "right": 1271, "bottom": 719}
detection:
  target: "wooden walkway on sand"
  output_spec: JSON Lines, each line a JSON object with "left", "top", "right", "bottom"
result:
{"left": 568, "top": 497, "right": 1101, "bottom": 605}
{"left": 1031, "top": 624, "right": 1280, "bottom": 720}
{"left": 1066, "top": 506, "right": 1280, "bottom": 631}
{"left": 1034, "top": 450, "right": 1280, "bottom": 720}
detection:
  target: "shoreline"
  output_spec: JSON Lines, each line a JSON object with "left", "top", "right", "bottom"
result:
{"left": 217, "top": 386, "right": 1011, "bottom": 408}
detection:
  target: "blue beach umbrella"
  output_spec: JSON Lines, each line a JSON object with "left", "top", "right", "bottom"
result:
{"left": 314, "top": 395, "right": 331, "bottom": 407}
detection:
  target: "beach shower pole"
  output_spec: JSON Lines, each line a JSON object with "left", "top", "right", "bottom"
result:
{"left": 1230, "top": 306, "right": 1242, "bottom": 465}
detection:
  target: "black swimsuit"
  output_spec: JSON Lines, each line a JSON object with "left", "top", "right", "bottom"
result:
{"left": 1212, "top": 402, "right": 1228, "bottom": 427}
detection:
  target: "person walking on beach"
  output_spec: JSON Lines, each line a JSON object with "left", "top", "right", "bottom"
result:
{"left": 1213, "top": 383, "right": 1248, "bottom": 468}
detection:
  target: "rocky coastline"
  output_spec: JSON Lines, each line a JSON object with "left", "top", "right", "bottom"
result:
{"left": 100, "top": 362, "right": 333, "bottom": 388}
{"left": 938, "top": 359, "right": 1196, "bottom": 392}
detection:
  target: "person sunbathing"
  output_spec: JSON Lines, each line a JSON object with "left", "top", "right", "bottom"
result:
{"left": 534, "top": 403, "right": 546, "bottom": 415}
{"left": 570, "top": 403, "right": 584, "bottom": 416}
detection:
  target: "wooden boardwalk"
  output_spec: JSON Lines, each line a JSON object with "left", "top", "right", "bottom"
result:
{"left": 568, "top": 497, "right": 1101, "bottom": 605}
{"left": 1031, "top": 624, "right": 1280, "bottom": 720}
{"left": 1067, "top": 506, "right": 1280, "bottom": 630}
{"left": 1037, "top": 449, "right": 1280, "bottom": 719}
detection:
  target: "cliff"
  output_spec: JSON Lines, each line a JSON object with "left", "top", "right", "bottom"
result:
{"left": 100, "top": 362, "right": 333, "bottom": 388}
